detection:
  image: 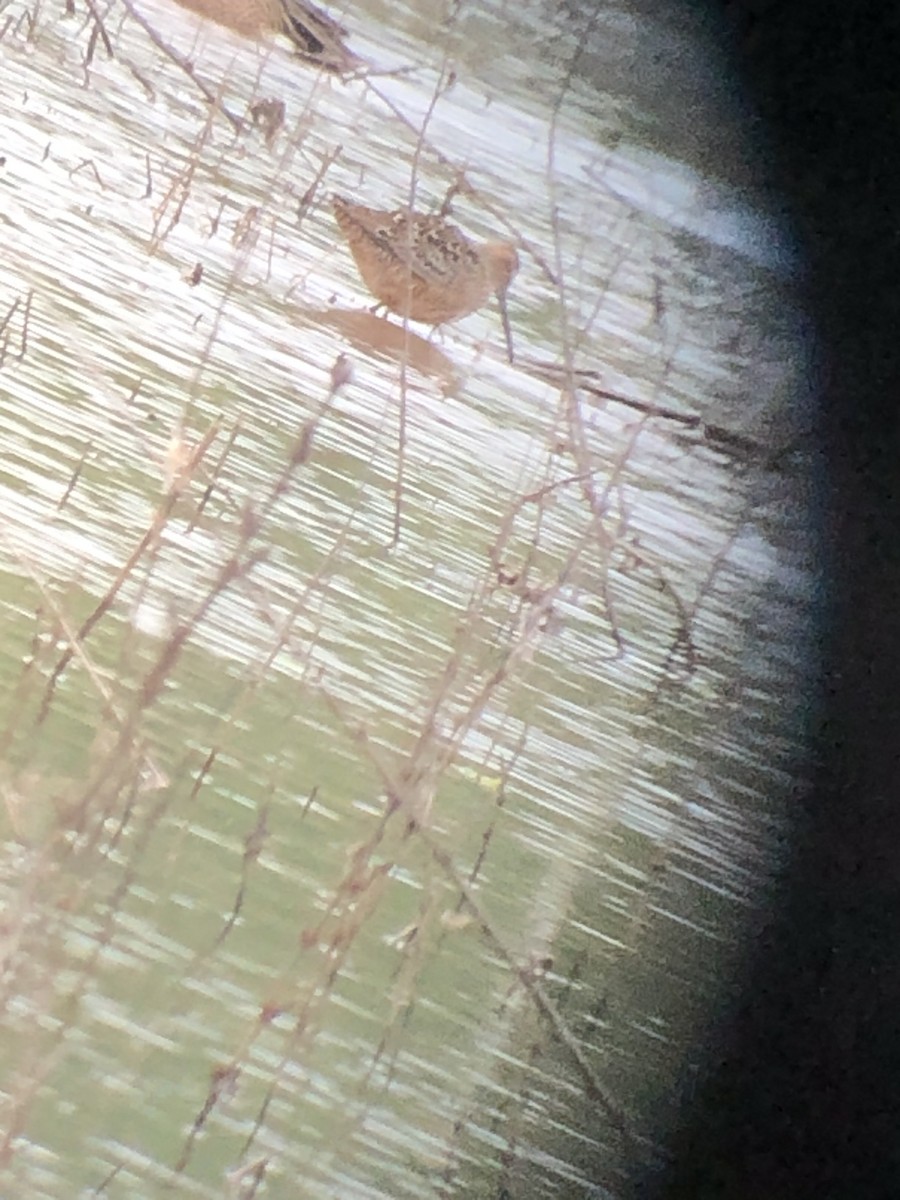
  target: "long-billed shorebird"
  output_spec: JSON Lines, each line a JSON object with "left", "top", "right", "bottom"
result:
{"left": 173, "top": 0, "right": 359, "bottom": 72}
{"left": 332, "top": 195, "right": 519, "bottom": 362}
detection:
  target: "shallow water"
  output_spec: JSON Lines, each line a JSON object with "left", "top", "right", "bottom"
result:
{"left": 0, "top": 0, "right": 814, "bottom": 1196}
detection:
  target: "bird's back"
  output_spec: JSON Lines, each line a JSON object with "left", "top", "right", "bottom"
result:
{"left": 332, "top": 197, "right": 491, "bottom": 323}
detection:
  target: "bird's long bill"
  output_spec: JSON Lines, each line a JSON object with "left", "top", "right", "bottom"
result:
{"left": 497, "top": 289, "right": 515, "bottom": 364}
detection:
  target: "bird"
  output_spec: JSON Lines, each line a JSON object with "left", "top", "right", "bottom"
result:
{"left": 331, "top": 195, "right": 519, "bottom": 362}
{"left": 172, "top": 0, "right": 360, "bottom": 73}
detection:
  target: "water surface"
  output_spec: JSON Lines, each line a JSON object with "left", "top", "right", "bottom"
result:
{"left": 0, "top": 0, "right": 814, "bottom": 1196}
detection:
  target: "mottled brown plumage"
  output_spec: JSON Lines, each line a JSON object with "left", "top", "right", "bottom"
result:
{"left": 173, "top": 0, "right": 359, "bottom": 72}
{"left": 332, "top": 195, "right": 519, "bottom": 361}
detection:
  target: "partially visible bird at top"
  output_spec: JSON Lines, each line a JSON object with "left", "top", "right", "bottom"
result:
{"left": 331, "top": 194, "right": 520, "bottom": 363}
{"left": 172, "top": 0, "right": 361, "bottom": 73}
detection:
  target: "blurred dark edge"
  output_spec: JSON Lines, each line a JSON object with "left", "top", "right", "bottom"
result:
{"left": 627, "top": 2, "right": 900, "bottom": 1198}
